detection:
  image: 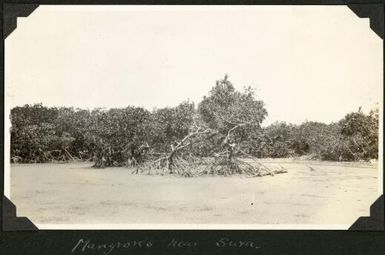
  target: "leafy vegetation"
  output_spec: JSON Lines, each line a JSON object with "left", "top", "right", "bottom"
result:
{"left": 10, "top": 76, "right": 379, "bottom": 169}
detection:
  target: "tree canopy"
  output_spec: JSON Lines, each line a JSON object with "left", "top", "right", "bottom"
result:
{"left": 9, "top": 76, "right": 379, "bottom": 166}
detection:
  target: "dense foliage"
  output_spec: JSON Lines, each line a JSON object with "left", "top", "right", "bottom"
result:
{"left": 255, "top": 109, "right": 379, "bottom": 161}
{"left": 197, "top": 75, "right": 267, "bottom": 159}
{"left": 10, "top": 78, "right": 379, "bottom": 164}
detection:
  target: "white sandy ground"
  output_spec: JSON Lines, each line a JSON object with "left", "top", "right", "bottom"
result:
{"left": 9, "top": 159, "right": 378, "bottom": 227}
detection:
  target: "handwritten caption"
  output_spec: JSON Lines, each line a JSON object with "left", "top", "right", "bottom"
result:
{"left": 71, "top": 238, "right": 261, "bottom": 254}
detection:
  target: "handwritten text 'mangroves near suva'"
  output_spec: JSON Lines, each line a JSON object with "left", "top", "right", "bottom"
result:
{"left": 71, "top": 238, "right": 260, "bottom": 255}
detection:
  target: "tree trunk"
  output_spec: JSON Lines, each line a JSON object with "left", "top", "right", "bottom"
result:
{"left": 167, "top": 150, "right": 176, "bottom": 173}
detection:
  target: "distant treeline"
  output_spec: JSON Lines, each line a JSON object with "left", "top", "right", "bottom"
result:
{"left": 10, "top": 103, "right": 378, "bottom": 163}
{"left": 9, "top": 77, "right": 378, "bottom": 165}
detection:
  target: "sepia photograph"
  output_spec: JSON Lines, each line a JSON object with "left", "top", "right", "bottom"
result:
{"left": 4, "top": 5, "right": 383, "bottom": 229}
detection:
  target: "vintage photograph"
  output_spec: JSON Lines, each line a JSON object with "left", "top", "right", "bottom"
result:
{"left": 4, "top": 5, "right": 383, "bottom": 229}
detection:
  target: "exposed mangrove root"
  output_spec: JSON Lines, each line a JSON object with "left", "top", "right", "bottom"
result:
{"left": 129, "top": 154, "right": 287, "bottom": 177}
{"left": 128, "top": 119, "right": 288, "bottom": 177}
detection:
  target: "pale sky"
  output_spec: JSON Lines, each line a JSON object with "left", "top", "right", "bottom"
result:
{"left": 5, "top": 5, "right": 383, "bottom": 125}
